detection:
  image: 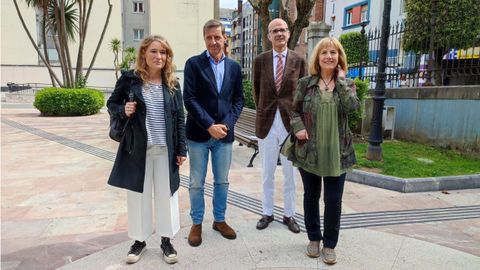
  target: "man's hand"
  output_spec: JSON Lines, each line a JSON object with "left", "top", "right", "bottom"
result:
{"left": 207, "top": 124, "right": 228, "bottom": 139}
{"left": 176, "top": 156, "right": 187, "bottom": 166}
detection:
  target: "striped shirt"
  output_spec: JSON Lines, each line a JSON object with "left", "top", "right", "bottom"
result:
{"left": 143, "top": 82, "right": 167, "bottom": 146}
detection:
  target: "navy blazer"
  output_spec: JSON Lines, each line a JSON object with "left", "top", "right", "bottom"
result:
{"left": 183, "top": 51, "right": 244, "bottom": 143}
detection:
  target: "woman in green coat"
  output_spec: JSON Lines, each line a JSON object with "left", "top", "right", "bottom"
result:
{"left": 290, "top": 37, "right": 359, "bottom": 264}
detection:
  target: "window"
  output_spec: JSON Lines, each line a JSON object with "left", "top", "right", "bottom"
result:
{"left": 331, "top": 16, "right": 336, "bottom": 30}
{"left": 345, "top": 9, "right": 353, "bottom": 26}
{"left": 133, "top": 29, "right": 144, "bottom": 41}
{"left": 133, "top": 1, "right": 144, "bottom": 13}
{"left": 343, "top": 1, "right": 369, "bottom": 28}
{"left": 361, "top": 5, "right": 368, "bottom": 22}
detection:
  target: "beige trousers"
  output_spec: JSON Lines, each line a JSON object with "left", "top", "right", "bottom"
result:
{"left": 127, "top": 145, "right": 180, "bottom": 241}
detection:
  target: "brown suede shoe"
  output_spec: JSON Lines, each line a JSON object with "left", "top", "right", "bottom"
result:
{"left": 212, "top": 221, "right": 237, "bottom": 239}
{"left": 283, "top": 216, "right": 301, "bottom": 233}
{"left": 188, "top": 224, "right": 202, "bottom": 247}
{"left": 256, "top": 215, "right": 274, "bottom": 230}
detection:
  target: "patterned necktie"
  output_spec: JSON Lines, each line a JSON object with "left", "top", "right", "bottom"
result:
{"left": 275, "top": 54, "right": 284, "bottom": 93}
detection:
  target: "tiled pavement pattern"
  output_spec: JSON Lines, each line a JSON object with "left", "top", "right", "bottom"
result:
{"left": 2, "top": 107, "right": 479, "bottom": 269}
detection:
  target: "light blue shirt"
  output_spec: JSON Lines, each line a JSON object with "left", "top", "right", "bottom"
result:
{"left": 206, "top": 50, "right": 226, "bottom": 93}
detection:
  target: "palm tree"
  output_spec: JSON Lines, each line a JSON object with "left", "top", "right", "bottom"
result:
{"left": 13, "top": 0, "right": 113, "bottom": 88}
{"left": 120, "top": 47, "right": 137, "bottom": 71}
{"left": 110, "top": 38, "right": 121, "bottom": 80}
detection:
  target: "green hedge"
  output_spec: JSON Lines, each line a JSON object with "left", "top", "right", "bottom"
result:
{"left": 243, "top": 80, "right": 256, "bottom": 109}
{"left": 339, "top": 32, "right": 368, "bottom": 65}
{"left": 349, "top": 78, "right": 369, "bottom": 131}
{"left": 34, "top": 87, "right": 104, "bottom": 116}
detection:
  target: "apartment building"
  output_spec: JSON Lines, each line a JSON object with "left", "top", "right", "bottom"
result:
{"left": 325, "top": 0, "right": 407, "bottom": 38}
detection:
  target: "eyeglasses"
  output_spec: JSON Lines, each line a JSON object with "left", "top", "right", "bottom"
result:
{"left": 269, "top": 28, "right": 289, "bottom": 34}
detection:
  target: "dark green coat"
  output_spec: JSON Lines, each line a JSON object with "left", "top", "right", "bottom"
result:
{"left": 107, "top": 70, "right": 187, "bottom": 194}
{"left": 289, "top": 75, "right": 360, "bottom": 171}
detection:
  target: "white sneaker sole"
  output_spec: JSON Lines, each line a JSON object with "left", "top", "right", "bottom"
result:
{"left": 164, "top": 254, "right": 178, "bottom": 264}
{"left": 126, "top": 248, "right": 145, "bottom": 264}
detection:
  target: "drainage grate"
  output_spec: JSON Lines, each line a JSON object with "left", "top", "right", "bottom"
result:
{"left": 3, "top": 118, "right": 480, "bottom": 231}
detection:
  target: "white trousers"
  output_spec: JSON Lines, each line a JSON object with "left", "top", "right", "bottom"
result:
{"left": 258, "top": 109, "right": 296, "bottom": 217}
{"left": 127, "top": 145, "right": 180, "bottom": 241}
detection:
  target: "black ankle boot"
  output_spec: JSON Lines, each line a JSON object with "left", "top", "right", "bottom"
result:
{"left": 160, "top": 237, "right": 177, "bottom": 264}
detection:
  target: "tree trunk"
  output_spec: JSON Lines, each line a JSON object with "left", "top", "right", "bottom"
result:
{"left": 53, "top": 34, "right": 68, "bottom": 86}
{"left": 248, "top": 0, "right": 272, "bottom": 53}
{"left": 42, "top": 9, "right": 57, "bottom": 87}
{"left": 287, "top": 0, "right": 315, "bottom": 50}
{"left": 59, "top": 0, "right": 74, "bottom": 87}
{"left": 75, "top": 0, "right": 93, "bottom": 84}
{"left": 53, "top": 1, "right": 71, "bottom": 87}
{"left": 85, "top": 0, "right": 113, "bottom": 81}
{"left": 12, "top": 0, "right": 63, "bottom": 87}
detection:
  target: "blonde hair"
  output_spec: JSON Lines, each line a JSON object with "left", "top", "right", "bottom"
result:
{"left": 134, "top": 35, "right": 178, "bottom": 91}
{"left": 308, "top": 37, "right": 348, "bottom": 76}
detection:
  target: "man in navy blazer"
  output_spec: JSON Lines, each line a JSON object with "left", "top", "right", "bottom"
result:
{"left": 183, "top": 19, "right": 244, "bottom": 247}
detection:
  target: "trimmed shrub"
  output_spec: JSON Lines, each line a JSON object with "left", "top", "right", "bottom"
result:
{"left": 349, "top": 78, "right": 369, "bottom": 131}
{"left": 34, "top": 87, "right": 104, "bottom": 116}
{"left": 339, "top": 32, "right": 368, "bottom": 65}
{"left": 243, "top": 80, "right": 256, "bottom": 109}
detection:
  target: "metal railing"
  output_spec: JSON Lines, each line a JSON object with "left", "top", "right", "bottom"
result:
{"left": 4, "top": 82, "right": 113, "bottom": 95}
{"left": 348, "top": 22, "right": 480, "bottom": 88}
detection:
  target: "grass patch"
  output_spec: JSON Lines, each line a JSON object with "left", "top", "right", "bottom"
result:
{"left": 353, "top": 140, "right": 480, "bottom": 178}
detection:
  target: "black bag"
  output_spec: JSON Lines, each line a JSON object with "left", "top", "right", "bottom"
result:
{"left": 109, "top": 89, "right": 134, "bottom": 142}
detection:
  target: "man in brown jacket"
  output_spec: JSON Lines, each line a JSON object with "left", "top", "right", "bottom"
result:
{"left": 253, "top": 18, "right": 306, "bottom": 233}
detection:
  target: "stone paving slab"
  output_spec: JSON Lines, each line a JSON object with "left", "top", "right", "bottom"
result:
{"left": 2, "top": 107, "right": 480, "bottom": 270}
{"left": 57, "top": 210, "right": 480, "bottom": 270}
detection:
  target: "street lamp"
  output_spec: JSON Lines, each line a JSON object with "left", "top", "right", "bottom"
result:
{"left": 366, "top": 0, "right": 392, "bottom": 161}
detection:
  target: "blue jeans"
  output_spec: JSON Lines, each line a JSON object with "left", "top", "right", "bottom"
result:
{"left": 188, "top": 138, "right": 232, "bottom": 224}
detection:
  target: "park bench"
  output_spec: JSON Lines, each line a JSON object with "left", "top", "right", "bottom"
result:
{"left": 234, "top": 107, "right": 259, "bottom": 167}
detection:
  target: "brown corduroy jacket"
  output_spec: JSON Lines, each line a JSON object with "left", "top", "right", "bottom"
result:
{"left": 253, "top": 49, "right": 306, "bottom": 139}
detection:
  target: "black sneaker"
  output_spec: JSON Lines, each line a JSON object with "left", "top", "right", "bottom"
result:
{"left": 126, "top": 240, "right": 146, "bottom": 264}
{"left": 160, "top": 237, "right": 178, "bottom": 264}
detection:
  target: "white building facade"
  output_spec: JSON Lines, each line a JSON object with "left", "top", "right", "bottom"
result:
{"left": 1, "top": 0, "right": 214, "bottom": 88}
{"left": 325, "top": 0, "right": 407, "bottom": 38}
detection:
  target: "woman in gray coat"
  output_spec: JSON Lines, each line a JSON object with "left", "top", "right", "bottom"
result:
{"left": 107, "top": 35, "right": 187, "bottom": 265}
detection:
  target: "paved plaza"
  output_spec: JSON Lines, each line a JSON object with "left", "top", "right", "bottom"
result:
{"left": 1, "top": 105, "right": 479, "bottom": 269}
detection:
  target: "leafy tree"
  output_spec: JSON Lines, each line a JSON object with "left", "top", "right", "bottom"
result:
{"left": 13, "top": 0, "right": 113, "bottom": 88}
{"left": 403, "top": 0, "right": 480, "bottom": 85}
{"left": 242, "top": 80, "right": 256, "bottom": 109}
{"left": 248, "top": 0, "right": 315, "bottom": 52}
{"left": 110, "top": 38, "right": 121, "bottom": 80}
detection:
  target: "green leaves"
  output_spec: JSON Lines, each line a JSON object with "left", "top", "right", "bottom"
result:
{"left": 339, "top": 32, "right": 368, "bottom": 65}
{"left": 403, "top": 0, "right": 480, "bottom": 53}
{"left": 348, "top": 79, "right": 369, "bottom": 131}
{"left": 34, "top": 87, "right": 105, "bottom": 116}
{"left": 242, "top": 80, "right": 256, "bottom": 110}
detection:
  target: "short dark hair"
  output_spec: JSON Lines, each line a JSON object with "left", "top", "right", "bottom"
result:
{"left": 203, "top": 19, "right": 225, "bottom": 36}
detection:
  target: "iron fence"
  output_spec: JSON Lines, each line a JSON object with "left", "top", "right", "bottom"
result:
{"left": 348, "top": 22, "right": 480, "bottom": 88}
{"left": 4, "top": 82, "right": 113, "bottom": 94}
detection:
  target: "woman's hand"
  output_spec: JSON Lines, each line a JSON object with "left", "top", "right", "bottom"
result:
{"left": 125, "top": 101, "right": 137, "bottom": 117}
{"left": 176, "top": 156, "right": 187, "bottom": 166}
{"left": 295, "top": 129, "right": 309, "bottom": 141}
{"left": 337, "top": 68, "right": 346, "bottom": 79}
